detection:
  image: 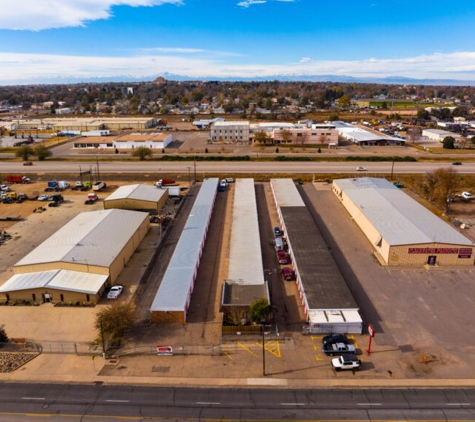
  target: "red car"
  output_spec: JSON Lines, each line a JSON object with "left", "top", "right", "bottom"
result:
{"left": 278, "top": 251, "right": 290, "bottom": 265}
{"left": 23, "top": 161, "right": 33, "bottom": 166}
{"left": 281, "top": 267, "right": 294, "bottom": 281}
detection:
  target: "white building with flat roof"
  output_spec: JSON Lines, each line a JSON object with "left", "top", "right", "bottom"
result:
{"left": 211, "top": 121, "right": 250, "bottom": 142}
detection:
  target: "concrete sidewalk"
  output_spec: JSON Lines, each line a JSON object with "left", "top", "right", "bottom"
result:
{"left": 2, "top": 350, "right": 475, "bottom": 389}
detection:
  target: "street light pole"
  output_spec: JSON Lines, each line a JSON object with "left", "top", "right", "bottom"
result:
{"left": 261, "top": 325, "right": 266, "bottom": 376}
{"left": 390, "top": 160, "right": 395, "bottom": 181}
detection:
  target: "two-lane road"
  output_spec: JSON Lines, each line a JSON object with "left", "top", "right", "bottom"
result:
{"left": 1, "top": 160, "right": 474, "bottom": 174}
{"left": 1, "top": 383, "right": 475, "bottom": 421}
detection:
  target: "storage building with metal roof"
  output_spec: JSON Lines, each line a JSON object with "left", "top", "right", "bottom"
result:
{"left": 14, "top": 209, "right": 150, "bottom": 283}
{"left": 270, "top": 179, "right": 362, "bottom": 334}
{"left": 332, "top": 177, "right": 475, "bottom": 266}
{"left": 104, "top": 184, "right": 168, "bottom": 212}
{"left": 150, "top": 178, "right": 219, "bottom": 323}
{"left": 221, "top": 179, "right": 269, "bottom": 322}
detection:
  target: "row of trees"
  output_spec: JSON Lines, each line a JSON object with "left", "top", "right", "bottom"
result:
{"left": 15, "top": 144, "right": 52, "bottom": 161}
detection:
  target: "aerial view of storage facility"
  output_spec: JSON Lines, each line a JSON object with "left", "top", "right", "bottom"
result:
{"left": 270, "top": 179, "right": 362, "bottom": 334}
{"left": 0, "top": 209, "right": 150, "bottom": 304}
{"left": 150, "top": 178, "right": 219, "bottom": 323}
{"left": 332, "top": 177, "right": 475, "bottom": 266}
{"left": 103, "top": 184, "right": 169, "bottom": 212}
{"left": 221, "top": 178, "right": 269, "bottom": 323}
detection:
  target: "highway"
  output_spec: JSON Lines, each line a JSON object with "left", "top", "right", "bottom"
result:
{"left": 1, "top": 383, "right": 475, "bottom": 421}
{"left": 1, "top": 160, "right": 474, "bottom": 174}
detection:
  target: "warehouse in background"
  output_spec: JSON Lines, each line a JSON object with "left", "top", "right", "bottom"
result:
{"left": 332, "top": 177, "right": 475, "bottom": 266}
{"left": 150, "top": 178, "right": 219, "bottom": 323}
{"left": 104, "top": 184, "right": 169, "bottom": 213}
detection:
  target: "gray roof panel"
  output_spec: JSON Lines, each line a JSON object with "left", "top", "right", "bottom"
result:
{"left": 104, "top": 184, "right": 168, "bottom": 203}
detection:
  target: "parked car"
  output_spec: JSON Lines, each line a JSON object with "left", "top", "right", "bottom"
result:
{"left": 356, "top": 166, "right": 367, "bottom": 171}
{"left": 107, "top": 285, "right": 123, "bottom": 299}
{"left": 322, "top": 333, "right": 348, "bottom": 345}
{"left": 461, "top": 192, "right": 474, "bottom": 200}
{"left": 281, "top": 267, "right": 295, "bottom": 281}
{"left": 37, "top": 195, "right": 49, "bottom": 201}
{"left": 331, "top": 353, "right": 361, "bottom": 371}
{"left": 225, "top": 178, "right": 234, "bottom": 183}
{"left": 277, "top": 251, "right": 289, "bottom": 264}
{"left": 48, "top": 201, "right": 59, "bottom": 207}
{"left": 452, "top": 162, "right": 462, "bottom": 166}
{"left": 274, "top": 227, "right": 283, "bottom": 237}
{"left": 23, "top": 161, "right": 33, "bottom": 166}
{"left": 0, "top": 185, "right": 11, "bottom": 192}
{"left": 322, "top": 342, "right": 356, "bottom": 356}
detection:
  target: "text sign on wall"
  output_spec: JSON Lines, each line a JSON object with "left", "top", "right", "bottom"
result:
{"left": 408, "top": 247, "right": 472, "bottom": 256}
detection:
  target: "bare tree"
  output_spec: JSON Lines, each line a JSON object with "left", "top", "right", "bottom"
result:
{"left": 426, "top": 168, "right": 460, "bottom": 214}
{"left": 407, "top": 127, "right": 422, "bottom": 143}
{"left": 280, "top": 129, "right": 293, "bottom": 144}
{"left": 298, "top": 130, "right": 309, "bottom": 146}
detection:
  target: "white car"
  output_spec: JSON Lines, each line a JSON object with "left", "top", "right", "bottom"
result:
{"left": 225, "top": 178, "right": 234, "bottom": 183}
{"left": 37, "top": 195, "right": 49, "bottom": 201}
{"left": 0, "top": 185, "right": 11, "bottom": 192}
{"left": 331, "top": 353, "right": 361, "bottom": 371}
{"left": 107, "top": 285, "right": 123, "bottom": 299}
{"left": 356, "top": 166, "right": 367, "bottom": 171}
{"left": 461, "top": 192, "right": 474, "bottom": 200}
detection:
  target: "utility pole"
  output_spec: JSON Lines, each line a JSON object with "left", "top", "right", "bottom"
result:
{"left": 261, "top": 325, "right": 266, "bottom": 376}
{"left": 96, "top": 155, "right": 100, "bottom": 180}
{"left": 100, "top": 320, "right": 106, "bottom": 359}
{"left": 193, "top": 160, "right": 197, "bottom": 183}
{"left": 390, "top": 160, "right": 395, "bottom": 181}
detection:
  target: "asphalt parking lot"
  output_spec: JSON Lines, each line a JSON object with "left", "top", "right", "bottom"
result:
{"left": 305, "top": 182, "right": 475, "bottom": 379}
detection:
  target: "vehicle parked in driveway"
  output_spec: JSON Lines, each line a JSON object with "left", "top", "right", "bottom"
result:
{"left": 277, "top": 251, "right": 290, "bottom": 264}
{"left": 331, "top": 353, "right": 361, "bottom": 371}
{"left": 107, "top": 285, "right": 123, "bottom": 299}
{"left": 281, "top": 267, "right": 295, "bottom": 281}
{"left": 322, "top": 333, "right": 348, "bottom": 345}
{"left": 356, "top": 166, "right": 367, "bottom": 171}
{"left": 322, "top": 342, "right": 356, "bottom": 356}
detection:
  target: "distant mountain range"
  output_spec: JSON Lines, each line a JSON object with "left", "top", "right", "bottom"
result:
{"left": 2, "top": 72, "right": 475, "bottom": 86}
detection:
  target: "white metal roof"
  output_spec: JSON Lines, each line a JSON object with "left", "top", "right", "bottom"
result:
{"left": 331, "top": 121, "right": 403, "bottom": 143}
{"left": 270, "top": 179, "right": 305, "bottom": 208}
{"left": 308, "top": 309, "right": 363, "bottom": 324}
{"left": 334, "top": 177, "right": 474, "bottom": 246}
{"left": 104, "top": 184, "right": 168, "bottom": 203}
{"left": 0, "top": 270, "right": 108, "bottom": 295}
{"left": 15, "top": 209, "right": 149, "bottom": 268}
{"left": 227, "top": 179, "right": 264, "bottom": 285}
{"left": 150, "top": 178, "right": 219, "bottom": 313}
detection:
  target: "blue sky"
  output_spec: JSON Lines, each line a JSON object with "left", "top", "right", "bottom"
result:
{"left": 1, "top": 0, "right": 475, "bottom": 84}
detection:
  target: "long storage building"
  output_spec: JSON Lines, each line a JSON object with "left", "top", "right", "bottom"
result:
{"left": 221, "top": 179, "right": 269, "bottom": 323}
{"left": 270, "top": 179, "right": 362, "bottom": 334}
{"left": 332, "top": 177, "right": 475, "bottom": 266}
{"left": 150, "top": 178, "right": 219, "bottom": 323}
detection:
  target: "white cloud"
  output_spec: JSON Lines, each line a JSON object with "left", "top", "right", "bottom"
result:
{"left": 1, "top": 50, "right": 475, "bottom": 83}
{"left": 0, "top": 0, "right": 182, "bottom": 30}
{"left": 300, "top": 57, "right": 311, "bottom": 63}
{"left": 138, "top": 47, "right": 206, "bottom": 54}
{"left": 237, "top": 0, "right": 267, "bottom": 8}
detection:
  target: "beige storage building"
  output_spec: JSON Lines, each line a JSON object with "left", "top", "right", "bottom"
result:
{"left": 104, "top": 184, "right": 168, "bottom": 213}
{"left": 13, "top": 209, "right": 150, "bottom": 283}
{"left": 332, "top": 177, "right": 475, "bottom": 266}
{"left": 18, "top": 117, "right": 157, "bottom": 131}
{"left": 0, "top": 270, "right": 108, "bottom": 305}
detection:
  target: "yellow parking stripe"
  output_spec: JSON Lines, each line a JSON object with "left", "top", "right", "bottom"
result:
{"left": 237, "top": 342, "right": 259, "bottom": 358}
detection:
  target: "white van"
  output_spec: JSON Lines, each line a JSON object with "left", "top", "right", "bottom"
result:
{"left": 274, "top": 237, "right": 284, "bottom": 251}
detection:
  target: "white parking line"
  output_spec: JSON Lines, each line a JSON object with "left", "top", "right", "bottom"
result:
{"left": 106, "top": 399, "right": 130, "bottom": 403}
{"left": 280, "top": 403, "right": 305, "bottom": 406}
{"left": 447, "top": 403, "right": 470, "bottom": 406}
{"left": 22, "top": 397, "right": 45, "bottom": 400}
{"left": 357, "top": 403, "right": 382, "bottom": 406}
{"left": 196, "top": 402, "right": 220, "bottom": 405}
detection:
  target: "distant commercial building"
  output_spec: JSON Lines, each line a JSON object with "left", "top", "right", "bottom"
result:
{"left": 272, "top": 128, "right": 338, "bottom": 146}
{"left": 193, "top": 117, "right": 225, "bottom": 129}
{"left": 422, "top": 129, "right": 462, "bottom": 142}
{"left": 73, "top": 132, "right": 172, "bottom": 150}
{"left": 210, "top": 121, "right": 250, "bottom": 142}
{"left": 332, "top": 121, "right": 405, "bottom": 146}
{"left": 104, "top": 184, "right": 168, "bottom": 213}
{"left": 17, "top": 117, "right": 158, "bottom": 131}
{"left": 332, "top": 177, "right": 475, "bottom": 266}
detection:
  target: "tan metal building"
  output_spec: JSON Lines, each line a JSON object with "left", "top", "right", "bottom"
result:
{"left": 0, "top": 270, "right": 108, "bottom": 305}
{"left": 332, "top": 177, "right": 475, "bottom": 266}
{"left": 17, "top": 117, "right": 157, "bottom": 131}
{"left": 13, "top": 209, "right": 150, "bottom": 283}
{"left": 104, "top": 184, "right": 168, "bottom": 213}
